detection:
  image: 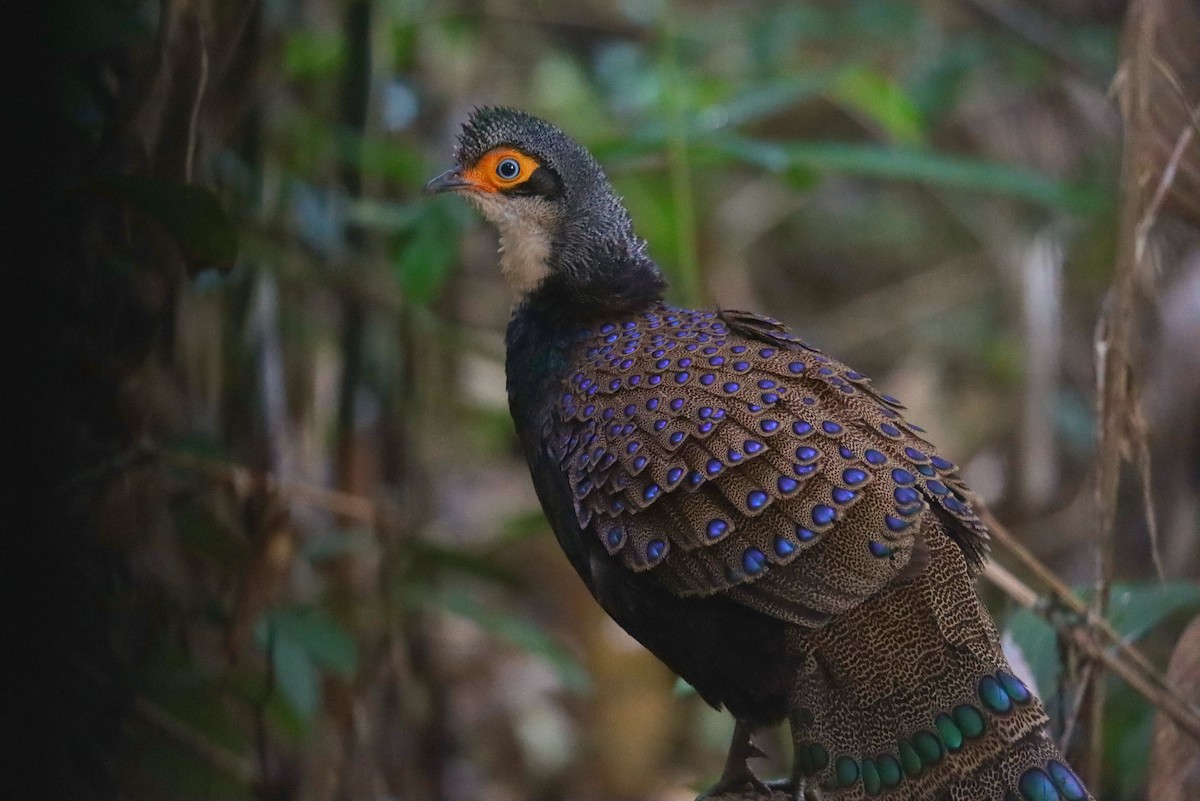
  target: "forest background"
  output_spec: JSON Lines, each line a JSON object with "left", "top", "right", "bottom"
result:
{"left": 9, "top": 1, "right": 1200, "bottom": 800}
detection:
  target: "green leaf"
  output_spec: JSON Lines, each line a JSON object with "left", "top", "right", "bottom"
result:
{"left": 411, "top": 540, "right": 522, "bottom": 589}
{"left": 93, "top": 175, "right": 238, "bottom": 267}
{"left": 1003, "top": 607, "right": 1060, "bottom": 702}
{"left": 831, "top": 66, "right": 926, "bottom": 145}
{"left": 419, "top": 589, "right": 590, "bottom": 693}
{"left": 701, "top": 74, "right": 834, "bottom": 129}
{"left": 714, "top": 137, "right": 1101, "bottom": 212}
{"left": 393, "top": 198, "right": 461, "bottom": 305}
{"left": 269, "top": 629, "right": 321, "bottom": 721}
{"left": 258, "top": 606, "right": 358, "bottom": 678}
{"left": 284, "top": 31, "right": 345, "bottom": 78}
{"left": 1102, "top": 582, "right": 1200, "bottom": 642}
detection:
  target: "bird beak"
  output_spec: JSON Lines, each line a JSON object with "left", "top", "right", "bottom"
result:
{"left": 424, "top": 167, "right": 473, "bottom": 196}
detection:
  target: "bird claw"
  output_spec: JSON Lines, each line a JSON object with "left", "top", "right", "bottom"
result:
{"left": 694, "top": 771, "right": 770, "bottom": 800}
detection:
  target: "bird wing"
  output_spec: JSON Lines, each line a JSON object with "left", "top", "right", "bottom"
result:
{"left": 551, "top": 305, "right": 988, "bottom": 628}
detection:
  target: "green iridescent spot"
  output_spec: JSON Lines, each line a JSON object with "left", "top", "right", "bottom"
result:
{"left": 934, "top": 713, "right": 964, "bottom": 751}
{"left": 795, "top": 743, "right": 814, "bottom": 776}
{"left": 876, "top": 754, "right": 902, "bottom": 788}
{"left": 979, "top": 674, "right": 1013, "bottom": 714}
{"left": 835, "top": 755, "right": 859, "bottom": 787}
{"left": 899, "top": 741, "right": 923, "bottom": 777}
{"left": 953, "top": 704, "right": 986, "bottom": 739}
{"left": 808, "top": 743, "right": 829, "bottom": 772}
{"left": 861, "top": 759, "right": 881, "bottom": 795}
{"left": 912, "top": 730, "right": 944, "bottom": 764}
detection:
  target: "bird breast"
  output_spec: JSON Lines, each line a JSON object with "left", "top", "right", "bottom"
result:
{"left": 467, "top": 192, "right": 556, "bottom": 294}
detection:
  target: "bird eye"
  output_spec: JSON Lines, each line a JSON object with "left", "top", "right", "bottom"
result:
{"left": 496, "top": 157, "right": 521, "bottom": 181}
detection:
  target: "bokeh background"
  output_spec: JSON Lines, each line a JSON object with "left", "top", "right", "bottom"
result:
{"left": 17, "top": 1, "right": 1200, "bottom": 800}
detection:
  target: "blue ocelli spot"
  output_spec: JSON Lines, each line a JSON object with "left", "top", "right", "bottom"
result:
{"left": 667, "top": 467, "right": 684, "bottom": 484}
{"left": 1047, "top": 761, "right": 1086, "bottom": 801}
{"left": 885, "top": 515, "right": 910, "bottom": 532}
{"left": 778, "top": 476, "right": 799, "bottom": 493}
{"left": 788, "top": 361, "right": 806, "bottom": 373}
{"left": 894, "top": 487, "right": 921, "bottom": 505}
{"left": 880, "top": 423, "right": 901, "bottom": 437}
{"left": 742, "top": 548, "right": 767, "bottom": 574}
{"left": 747, "top": 490, "right": 768, "bottom": 510}
{"left": 724, "top": 382, "right": 740, "bottom": 393}
{"left": 891, "top": 468, "right": 916, "bottom": 485}
{"left": 706, "top": 519, "right": 728, "bottom": 539}
{"left": 796, "top": 446, "right": 819, "bottom": 462}
{"left": 646, "top": 539, "right": 666, "bottom": 561}
{"left": 1018, "top": 768, "right": 1060, "bottom": 801}
{"left": 843, "top": 468, "right": 868, "bottom": 485}
{"left": 869, "top": 541, "right": 893, "bottom": 558}
{"left": 998, "top": 671, "right": 1032, "bottom": 704}
{"left": 761, "top": 419, "right": 779, "bottom": 433}
{"left": 822, "top": 421, "right": 843, "bottom": 435}
{"left": 706, "top": 459, "right": 722, "bottom": 475}
{"left": 831, "top": 487, "right": 857, "bottom": 505}
{"left": 812, "top": 504, "right": 836, "bottom": 526}
{"left": 864, "top": 449, "right": 887, "bottom": 465}
{"left": 793, "top": 421, "right": 813, "bottom": 436}
{"left": 796, "top": 526, "right": 816, "bottom": 541}
{"left": 744, "top": 440, "right": 764, "bottom": 454}
{"left": 774, "top": 536, "right": 796, "bottom": 556}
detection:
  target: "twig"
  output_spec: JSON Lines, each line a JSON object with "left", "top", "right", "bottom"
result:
{"left": 134, "top": 697, "right": 257, "bottom": 785}
{"left": 982, "top": 509, "right": 1179, "bottom": 706}
{"left": 164, "top": 450, "right": 376, "bottom": 524}
{"left": 981, "top": 519, "right": 1200, "bottom": 745}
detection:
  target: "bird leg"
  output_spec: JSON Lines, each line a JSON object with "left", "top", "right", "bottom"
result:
{"left": 696, "top": 720, "right": 774, "bottom": 800}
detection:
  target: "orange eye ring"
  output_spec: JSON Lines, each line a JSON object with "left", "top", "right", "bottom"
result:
{"left": 463, "top": 147, "right": 542, "bottom": 192}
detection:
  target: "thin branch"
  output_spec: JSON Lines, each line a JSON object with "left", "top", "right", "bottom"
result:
{"left": 134, "top": 697, "right": 257, "bottom": 785}
{"left": 164, "top": 451, "right": 376, "bottom": 524}
{"left": 981, "top": 514, "right": 1200, "bottom": 745}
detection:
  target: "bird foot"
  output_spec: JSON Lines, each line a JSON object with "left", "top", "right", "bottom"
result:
{"left": 697, "top": 721, "right": 793, "bottom": 800}
{"left": 695, "top": 776, "right": 793, "bottom": 801}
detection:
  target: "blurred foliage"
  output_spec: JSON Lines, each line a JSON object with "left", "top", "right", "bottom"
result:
{"left": 40, "top": 0, "right": 1200, "bottom": 800}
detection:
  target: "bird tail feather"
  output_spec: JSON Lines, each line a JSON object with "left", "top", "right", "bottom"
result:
{"left": 786, "top": 523, "right": 1092, "bottom": 801}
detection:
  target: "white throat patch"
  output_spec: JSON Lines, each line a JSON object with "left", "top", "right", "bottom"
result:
{"left": 467, "top": 192, "right": 555, "bottom": 294}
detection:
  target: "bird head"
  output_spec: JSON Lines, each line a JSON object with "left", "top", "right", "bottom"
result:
{"left": 426, "top": 107, "right": 658, "bottom": 299}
